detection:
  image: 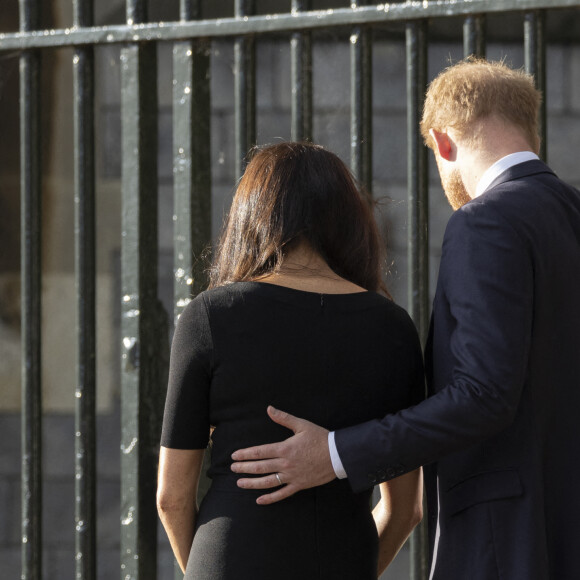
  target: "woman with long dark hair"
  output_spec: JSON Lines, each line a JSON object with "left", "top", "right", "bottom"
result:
{"left": 157, "top": 142, "right": 423, "bottom": 579}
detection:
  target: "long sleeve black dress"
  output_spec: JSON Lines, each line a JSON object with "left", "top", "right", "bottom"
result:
{"left": 160, "top": 281, "right": 424, "bottom": 580}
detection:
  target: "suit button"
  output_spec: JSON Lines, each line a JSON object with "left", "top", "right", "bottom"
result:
{"left": 376, "top": 469, "right": 386, "bottom": 480}
{"left": 367, "top": 474, "right": 377, "bottom": 485}
{"left": 385, "top": 468, "right": 396, "bottom": 479}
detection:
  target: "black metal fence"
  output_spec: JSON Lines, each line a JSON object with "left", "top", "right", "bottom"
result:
{"left": 1, "top": 0, "right": 578, "bottom": 579}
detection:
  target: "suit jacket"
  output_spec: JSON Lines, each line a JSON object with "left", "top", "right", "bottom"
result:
{"left": 335, "top": 160, "right": 580, "bottom": 579}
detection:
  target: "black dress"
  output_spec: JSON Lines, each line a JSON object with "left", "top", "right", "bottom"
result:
{"left": 160, "top": 281, "right": 424, "bottom": 580}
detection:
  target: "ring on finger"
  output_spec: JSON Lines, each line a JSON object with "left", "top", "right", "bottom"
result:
{"left": 275, "top": 473, "right": 283, "bottom": 486}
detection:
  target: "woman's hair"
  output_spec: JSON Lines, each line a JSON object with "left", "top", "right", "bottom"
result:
{"left": 209, "top": 142, "right": 388, "bottom": 294}
{"left": 421, "top": 58, "right": 541, "bottom": 150}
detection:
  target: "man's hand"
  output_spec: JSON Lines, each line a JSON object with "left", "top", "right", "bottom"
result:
{"left": 230, "top": 406, "right": 336, "bottom": 505}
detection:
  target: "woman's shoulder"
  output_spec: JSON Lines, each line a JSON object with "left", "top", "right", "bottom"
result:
{"left": 182, "top": 282, "right": 265, "bottom": 318}
{"left": 356, "top": 294, "right": 421, "bottom": 347}
{"left": 360, "top": 291, "right": 415, "bottom": 321}
{"left": 196, "top": 281, "right": 254, "bottom": 305}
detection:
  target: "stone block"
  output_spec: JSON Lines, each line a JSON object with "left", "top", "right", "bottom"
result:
{"left": 97, "top": 407, "right": 121, "bottom": 478}
{"left": 486, "top": 43, "right": 524, "bottom": 70}
{"left": 0, "top": 549, "right": 20, "bottom": 580}
{"left": 312, "top": 42, "right": 350, "bottom": 110}
{"left": 97, "top": 548, "right": 121, "bottom": 580}
{"left": 270, "top": 42, "right": 292, "bottom": 110}
{"left": 547, "top": 115, "right": 580, "bottom": 186}
{"left": 44, "top": 548, "right": 74, "bottom": 580}
{"left": 373, "top": 41, "right": 407, "bottom": 111}
{"left": 0, "top": 478, "right": 19, "bottom": 545}
{"left": 0, "top": 414, "right": 20, "bottom": 475}
{"left": 96, "top": 46, "right": 121, "bottom": 106}
{"left": 546, "top": 45, "right": 565, "bottom": 113}
{"left": 95, "top": 181, "right": 122, "bottom": 274}
{"left": 428, "top": 43, "right": 463, "bottom": 82}
{"left": 159, "top": 107, "right": 173, "bottom": 182}
{"left": 210, "top": 111, "right": 236, "bottom": 185}
{"left": 48, "top": 51, "right": 75, "bottom": 182}
{"left": 256, "top": 41, "right": 276, "bottom": 109}
{"left": 158, "top": 43, "right": 174, "bottom": 108}
{"left": 44, "top": 415, "right": 75, "bottom": 477}
{"left": 210, "top": 42, "right": 235, "bottom": 111}
{"left": 99, "top": 106, "right": 122, "bottom": 179}
{"left": 257, "top": 110, "right": 292, "bottom": 144}
{"left": 43, "top": 479, "right": 75, "bottom": 547}
{"left": 97, "top": 480, "right": 121, "bottom": 548}
{"left": 312, "top": 111, "right": 350, "bottom": 167}
{"left": 158, "top": 183, "right": 175, "bottom": 250}
{"left": 373, "top": 113, "right": 408, "bottom": 184}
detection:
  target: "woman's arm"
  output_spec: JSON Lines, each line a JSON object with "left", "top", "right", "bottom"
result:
{"left": 157, "top": 446, "right": 206, "bottom": 573}
{"left": 373, "top": 467, "right": 423, "bottom": 577}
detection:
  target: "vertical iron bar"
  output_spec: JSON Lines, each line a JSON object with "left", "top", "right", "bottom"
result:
{"left": 179, "top": 0, "right": 199, "bottom": 20}
{"left": 121, "top": 1, "right": 167, "bottom": 579}
{"left": 350, "top": 0, "right": 372, "bottom": 194}
{"left": 463, "top": 14, "right": 486, "bottom": 59}
{"left": 126, "top": 0, "right": 146, "bottom": 26}
{"left": 73, "top": 0, "right": 97, "bottom": 578}
{"left": 234, "top": 0, "right": 256, "bottom": 179}
{"left": 73, "top": 1, "right": 96, "bottom": 579}
{"left": 406, "top": 20, "right": 429, "bottom": 342}
{"left": 19, "top": 1, "right": 42, "bottom": 579}
{"left": 524, "top": 10, "right": 547, "bottom": 162}
{"left": 290, "top": 0, "right": 312, "bottom": 142}
{"left": 406, "top": 19, "right": 429, "bottom": 580}
{"left": 173, "top": 0, "right": 211, "bottom": 320}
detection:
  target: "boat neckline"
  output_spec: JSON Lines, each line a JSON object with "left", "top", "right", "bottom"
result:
{"left": 238, "top": 280, "right": 372, "bottom": 297}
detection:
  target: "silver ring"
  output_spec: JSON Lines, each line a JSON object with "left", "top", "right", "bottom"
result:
{"left": 275, "top": 473, "right": 283, "bottom": 486}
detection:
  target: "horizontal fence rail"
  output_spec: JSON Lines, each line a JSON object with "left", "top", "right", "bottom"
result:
{"left": 7, "top": 0, "right": 573, "bottom": 579}
{"left": 0, "top": 0, "right": 577, "bottom": 50}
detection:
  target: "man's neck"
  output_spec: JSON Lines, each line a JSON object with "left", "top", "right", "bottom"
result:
{"left": 474, "top": 151, "right": 540, "bottom": 198}
{"left": 456, "top": 117, "right": 537, "bottom": 198}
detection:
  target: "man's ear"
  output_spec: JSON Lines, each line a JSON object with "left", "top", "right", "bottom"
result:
{"left": 429, "top": 129, "right": 455, "bottom": 161}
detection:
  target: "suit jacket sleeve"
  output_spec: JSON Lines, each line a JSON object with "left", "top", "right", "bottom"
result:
{"left": 335, "top": 200, "right": 534, "bottom": 492}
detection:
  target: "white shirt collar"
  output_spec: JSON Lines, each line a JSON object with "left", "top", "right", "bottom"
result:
{"left": 474, "top": 151, "right": 540, "bottom": 198}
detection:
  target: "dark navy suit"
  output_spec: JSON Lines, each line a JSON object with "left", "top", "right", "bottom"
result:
{"left": 335, "top": 160, "right": 580, "bottom": 579}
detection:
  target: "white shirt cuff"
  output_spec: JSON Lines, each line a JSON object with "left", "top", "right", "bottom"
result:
{"left": 328, "top": 431, "right": 347, "bottom": 479}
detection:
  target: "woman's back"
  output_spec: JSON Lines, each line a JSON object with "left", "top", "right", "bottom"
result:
{"left": 161, "top": 281, "right": 423, "bottom": 579}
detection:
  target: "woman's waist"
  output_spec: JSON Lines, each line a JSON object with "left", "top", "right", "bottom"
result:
{"left": 207, "top": 472, "right": 371, "bottom": 501}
